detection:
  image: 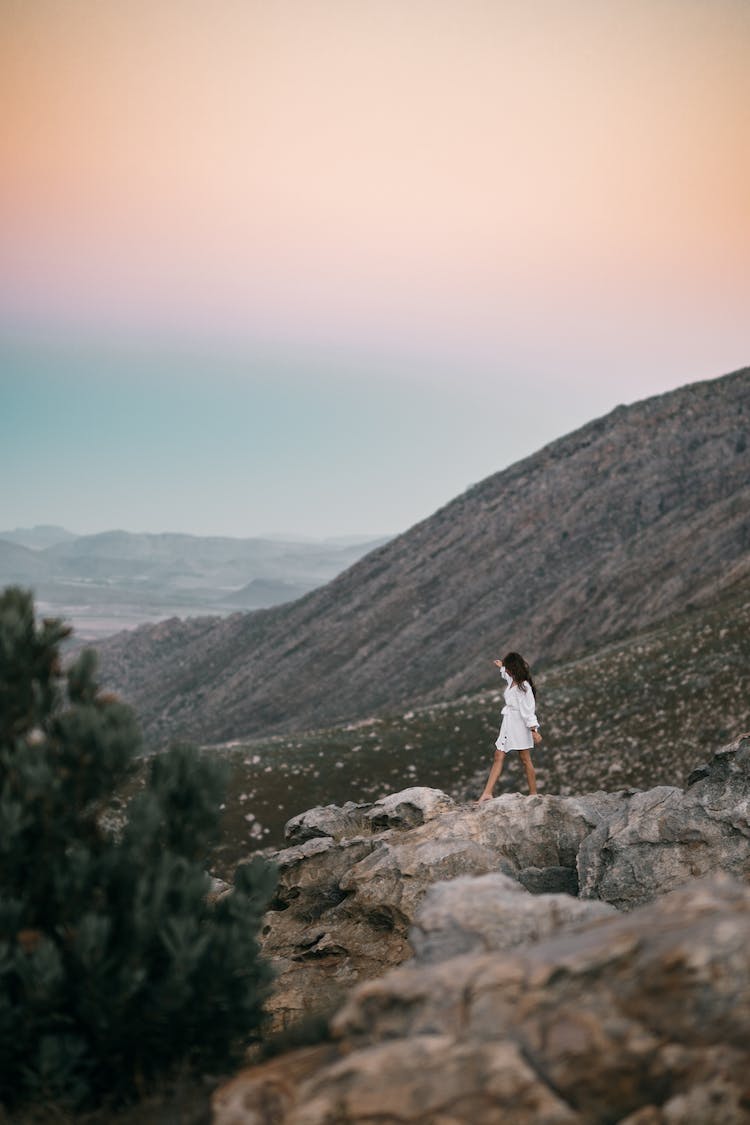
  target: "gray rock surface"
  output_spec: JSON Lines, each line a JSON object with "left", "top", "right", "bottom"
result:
{"left": 410, "top": 872, "right": 615, "bottom": 963}
{"left": 578, "top": 735, "right": 750, "bottom": 908}
{"left": 363, "top": 786, "right": 455, "bottom": 830}
{"left": 258, "top": 785, "right": 629, "bottom": 1028}
{"left": 256, "top": 741, "right": 749, "bottom": 1030}
{"left": 338, "top": 835, "right": 507, "bottom": 932}
{"left": 284, "top": 802, "right": 371, "bottom": 846}
{"left": 215, "top": 877, "right": 750, "bottom": 1124}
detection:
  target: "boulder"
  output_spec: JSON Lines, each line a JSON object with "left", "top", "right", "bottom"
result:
{"left": 254, "top": 744, "right": 750, "bottom": 1037}
{"left": 428, "top": 790, "right": 631, "bottom": 874}
{"left": 216, "top": 876, "right": 750, "bottom": 1123}
{"left": 410, "top": 872, "right": 615, "bottom": 963}
{"left": 284, "top": 801, "right": 371, "bottom": 845}
{"left": 282, "top": 787, "right": 456, "bottom": 845}
{"left": 578, "top": 735, "right": 750, "bottom": 908}
{"left": 363, "top": 786, "right": 456, "bottom": 830}
{"left": 258, "top": 786, "right": 631, "bottom": 1031}
{"left": 272, "top": 835, "right": 375, "bottom": 914}
{"left": 261, "top": 834, "right": 389, "bottom": 1028}
{"left": 339, "top": 836, "right": 507, "bottom": 934}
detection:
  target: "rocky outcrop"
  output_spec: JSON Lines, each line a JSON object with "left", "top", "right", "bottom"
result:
{"left": 410, "top": 872, "right": 615, "bottom": 963}
{"left": 216, "top": 876, "right": 750, "bottom": 1123}
{"left": 261, "top": 786, "right": 630, "bottom": 1029}
{"left": 212, "top": 738, "right": 750, "bottom": 1121}
{"left": 256, "top": 737, "right": 749, "bottom": 1035}
{"left": 578, "top": 735, "right": 750, "bottom": 908}
{"left": 283, "top": 787, "right": 454, "bottom": 846}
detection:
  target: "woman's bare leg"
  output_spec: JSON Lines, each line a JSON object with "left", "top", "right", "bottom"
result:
{"left": 518, "top": 749, "right": 537, "bottom": 795}
{"left": 476, "top": 750, "right": 506, "bottom": 803}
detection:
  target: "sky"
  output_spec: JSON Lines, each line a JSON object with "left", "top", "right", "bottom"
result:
{"left": 1, "top": 0, "right": 749, "bottom": 538}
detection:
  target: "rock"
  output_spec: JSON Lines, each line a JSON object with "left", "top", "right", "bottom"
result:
{"left": 444, "top": 791, "right": 630, "bottom": 874}
{"left": 213, "top": 1045, "right": 339, "bottom": 1125}
{"left": 364, "top": 786, "right": 456, "bottom": 830}
{"left": 339, "top": 836, "right": 507, "bottom": 934}
{"left": 255, "top": 744, "right": 750, "bottom": 1036}
{"left": 517, "top": 865, "right": 580, "bottom": 895}
{"left": 218, "top": 877, "right": 750, "bottom": 1122}
{"left": 578, "top": 735, "right": 750, "bottom": 908}
{"left": 291, "top": 1036, "right": 579, "bottom": 1125}
{"left": 272, "top": 835, "right": 376, "bottom": 913}
{"left": 215, "top": 1039, "right": 579, "bottom": 1125}
{"left": 410, "top": 872, "right": 615, "bottom": 963}
{"left": 282, "top": 788, "right": 456, "bottom": 848}
{"left": 284, "top": 802, "right": 371, "bottom": 845}
{"left": 261, "top": 834, "right": 386, "bottom": 1028}
{"left": 206, "top": 875, "right": 232, "bottom": 903}
{"left": 259, "top": 786, "right": 633, "bottom": 1030}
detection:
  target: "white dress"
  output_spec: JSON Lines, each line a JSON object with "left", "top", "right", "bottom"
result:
{"left": 495, "top": 667, "right": 539, "bottom": 752}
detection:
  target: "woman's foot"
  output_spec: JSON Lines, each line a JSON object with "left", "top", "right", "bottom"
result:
{"left": 474, "top": 793, "right": 494, "bottom": 805}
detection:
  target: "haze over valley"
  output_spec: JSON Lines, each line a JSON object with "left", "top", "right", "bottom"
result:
{"left": 0, "top": 527, "right": 388, "bottom": 639}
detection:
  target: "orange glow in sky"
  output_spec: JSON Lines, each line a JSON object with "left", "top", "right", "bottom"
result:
{"left": 1, "top": 1, "right": 749, "bottom": 538}
{"left": 1, "top": 0, "right": 749, "bottom": 376}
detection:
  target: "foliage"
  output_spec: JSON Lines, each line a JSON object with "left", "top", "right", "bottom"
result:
{"left": 0, "top": 588, "right": 277, "bottom": 1111}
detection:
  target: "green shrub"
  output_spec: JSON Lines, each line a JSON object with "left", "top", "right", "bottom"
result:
{"left": 0, "top": 588, "right": 277, "bottom": 1111}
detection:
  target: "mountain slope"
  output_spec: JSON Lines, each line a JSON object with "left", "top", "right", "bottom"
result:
{"left": 97, "top": 366, "right": 750, "bottom": 744}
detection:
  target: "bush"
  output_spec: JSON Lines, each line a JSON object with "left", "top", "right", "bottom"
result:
{"left": 0, "top": 588, "right": 277, "bottom": 1111}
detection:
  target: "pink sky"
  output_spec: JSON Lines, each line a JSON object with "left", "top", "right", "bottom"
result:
{"left": 2, "top": 0, "right": 749, "bottom": 392}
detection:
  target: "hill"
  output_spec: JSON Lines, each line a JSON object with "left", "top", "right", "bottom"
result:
{"left": 0, "top": 539, "right": 52, "bottom": 582}
{"left": 0, "top": 529, "right": 386, "bottom": 638}
{"left": 97, "top": 366, "right": 750, "bottom": 745}
{"left": 0, "top": 524, "right": 77, "bottom": 550}
{"left": 40, "top": 529, "right": 388, "bottom": 587}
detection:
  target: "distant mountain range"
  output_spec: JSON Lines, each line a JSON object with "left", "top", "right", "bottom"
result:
{"left": 0, "top": 528, "right": 389, "bottom": 637}
{"left": 95, "top": 365, "right": 750, "bottom": 746}
{"left": 0, "top": 525, "right": 78, "bottom": 550}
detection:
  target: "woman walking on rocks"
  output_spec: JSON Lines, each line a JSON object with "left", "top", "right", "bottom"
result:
{"left": 477, "top": 652, "right": 541, "bottom": 802}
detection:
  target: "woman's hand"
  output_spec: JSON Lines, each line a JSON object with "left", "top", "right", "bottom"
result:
{"left": 532, "top": 730, "right": 543, "bottom": 745}
{"left": 493, "top": 659, "right": 504, "bottom": 669}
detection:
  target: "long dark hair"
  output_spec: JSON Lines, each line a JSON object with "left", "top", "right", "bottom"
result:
{"left": 503, "top": 651, "right": 536, "bottom": 697}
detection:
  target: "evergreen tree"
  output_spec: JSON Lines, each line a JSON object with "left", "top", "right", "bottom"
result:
{"left": 0, "top": 587, "right": 277, "bottom": 1110}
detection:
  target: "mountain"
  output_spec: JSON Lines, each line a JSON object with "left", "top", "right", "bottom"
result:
{"left": 41, "top": 530, "right": 388, "bottom": 587}
{"left": 0, "top": 525, "right": 77, "bottom": 550}
{"left": 96, "top": 367, "right": 750, "bottom": 745}
{"left": 0, "top": 539, "right": 52, "bottom": 581}
{"left": 0, "top": 530, "right": 388, "bottom": 637}
{"left": 225, "top": 578, "right": 316, "bottom": 609}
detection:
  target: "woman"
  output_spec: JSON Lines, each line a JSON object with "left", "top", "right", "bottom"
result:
{"left": 476, "top": 652, "right": 541, "bottom": 802}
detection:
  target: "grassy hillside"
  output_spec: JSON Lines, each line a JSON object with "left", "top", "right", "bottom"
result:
{"left": 194, "top": 584, "right": 749, "bottom": 878}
